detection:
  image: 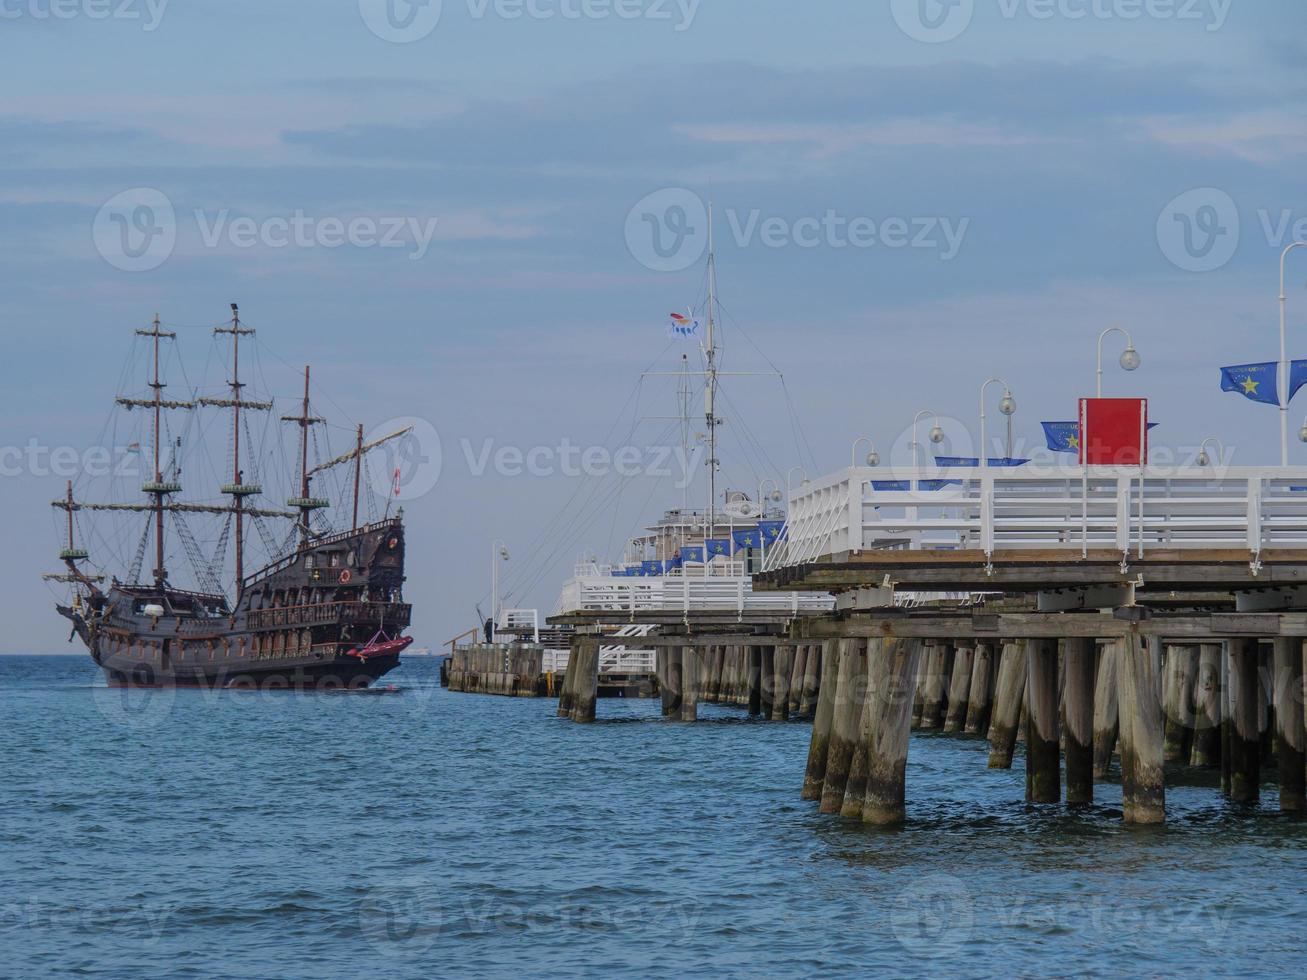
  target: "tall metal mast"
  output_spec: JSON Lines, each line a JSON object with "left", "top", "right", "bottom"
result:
{"left": 704, "top": 203, "right": 720, "bottom": 540}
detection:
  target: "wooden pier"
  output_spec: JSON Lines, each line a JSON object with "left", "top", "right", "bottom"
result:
{"left": 549, "top": 464, "right": 1307, "bottom": 826}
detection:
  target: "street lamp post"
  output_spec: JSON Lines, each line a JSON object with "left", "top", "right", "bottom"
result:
{"left": 1196, "top": 437, "right": 1225, "bottom": 467}
{"left": 1279, "top": 242, "right": 1307, "bottom": 465}
{"left": 490, "top": 539, "right": 509, "bottom": 641}
{"left": 851, "top": 437, "right": 880, "bottom": 468}
{"left": 757, "top": 479, "right": 782, "bottom": 518}
{"left": 910, "top": 410, "right": 945, "bottom": 468}
{"left": 1096, "top": 326, "right": 1142, "bottom": 398}
{"left": 979, "top": 378, "right": 1017, "bottom": 468}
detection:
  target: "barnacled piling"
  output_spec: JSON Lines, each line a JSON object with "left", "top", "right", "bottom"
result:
{"left": 679, "top": 646, "right": 699, "bottom": 722}
{"left": 1163, "top": 645, "right": 1200, "bottom": 763}
{"left": 801, "top": 641, "right": 838, "bottom": 801}
{"left": 799, "top": 642, "right": 821, "bottom": 716}
{"left": 1117, "top": 634, "right": 1164, "bottom": 824}
{"left": 988, "top": 641, "right": 1027, "bottom": 769}
{"left": 862, "top": 638, "right": 926, "bottom": 825}
{"left": 747, "top": 645, "right": 763, "bottom": 716}
{"left": 1273, "top": 637, "right": 1305, "bottom": 812}
{"left": 1226, "top": 638, "right": 1261, "bottom": 804}
{"left": 840, "top": 639, "right": 874, "bottom": 818}
{"left": 944, "top": 644, "right": 975, "bottom": 733}
{"left": 788, "top": 644, "right": 807, "bottom": 716}
{"left": 1092, "top": 640, "right": 1121, "bottom": 779}
{"left": 1063, "top": 637, "right": 1096, "bottom": 805}
{"left": 1190, "top": 642, "right": 1222, "bottom": 768}
{"left": 964, "top": 642, "right": 996, "bottom": 736}
{"left": 1025, "top": 639, "right": 1061, "bottom": 804}
{"left": 819, "top": 638, "right": 861, "bottom": 814}
{"left": 771, "top": 645, "right": 791, "bottom": 722}
{"left": 570, "top": 639, "right": 599, "bottom": 724}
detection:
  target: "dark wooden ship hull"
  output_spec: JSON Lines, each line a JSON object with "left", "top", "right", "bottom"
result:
{"left": 59, "top": 517, "right": 411, "bottom": 690}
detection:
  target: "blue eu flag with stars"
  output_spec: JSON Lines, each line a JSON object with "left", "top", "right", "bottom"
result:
{"left": 732, "top": 529, "right": 760, "bottom": 550}
{"left": 680, "top": 546, "right": 704, "bottom": 563}
{"left": 1042, "top": 422, "right": 1080, "bottom": 454}
{"left": 758, "top": 520, "right": 786, "bottom": 543}
{"left": 705, "top": 538, "right": 731, "bottom": 558}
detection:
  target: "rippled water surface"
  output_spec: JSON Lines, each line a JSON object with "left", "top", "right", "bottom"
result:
{"left": 3, "top": 654, "right": 1306, "bottom": 978}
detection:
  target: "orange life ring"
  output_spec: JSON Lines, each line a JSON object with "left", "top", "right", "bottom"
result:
{"left": 339, "top": 570, "right": 352, "bottom": 584}
{"left": 388, "top": 537, "right": 399, "bottom": 550}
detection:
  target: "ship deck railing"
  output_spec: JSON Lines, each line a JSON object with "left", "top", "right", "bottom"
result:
{"left": 244, "top": 600, "right": 412, "bottom": 631}
{"left": 762, "top": 463, "right": 1307, "bottom": 571}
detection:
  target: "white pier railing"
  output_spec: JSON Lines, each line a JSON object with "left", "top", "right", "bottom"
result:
{"left": 763, "top": 465, "right": 1307, "bottom": 570}
{"left": 555, "top": 572, "right": 833, "bottom": 617}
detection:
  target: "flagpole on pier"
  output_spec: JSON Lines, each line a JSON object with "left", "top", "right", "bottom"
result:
{"left": 1278, "top": 242, "right": 1307, "bottom": 466}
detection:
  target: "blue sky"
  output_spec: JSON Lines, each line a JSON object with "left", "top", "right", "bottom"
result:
{"left": 3, "top": 0, "right": 1306, "bottom": 651}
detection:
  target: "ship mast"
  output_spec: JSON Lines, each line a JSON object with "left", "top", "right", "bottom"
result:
{"left": 127, "top": 315, "right": 190, "bottom": 586}
{"left": 282, "top": 366, "right": 326, "bottom": 547}
{"left": 352, "top": 423, "right": 364, "bottom": 530}
{"left": 207, "top": 303, "right": 266, "bottom": 591}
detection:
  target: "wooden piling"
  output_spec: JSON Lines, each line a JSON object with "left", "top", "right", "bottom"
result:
{"left": 1189, "top": 643, "right": 1222, "bottom": 768}
{"left": 944, "top": 644, "right": 974, "bottom": 733}
{"left": 1063, "top": 637, "right": 1095, "bottom": 805}
{"left": 665, "top": 647, "right": 684, "bottom": 719}
{"left": 760, "top": 646, "right": 776, "bottom": 720}
{"left": 1117, "top": 634, "right": 1164, "bottom": 824}
{"left": 1163, "top": 645, "right": 1199, "bottom": 764}
{"left": 788, "top": 645, "right": 807, "bottom": 716}
{"left": 988, "top": 641, "right": 1027, "bottom": 769}
{"left": 747, "top": 646, "right": 762, "bottom": 716}
{"left": 771, "top": 646, "right": 791, "bottom": 722}
{"left": 819, "top": 639, "right": 861, "bottom": 814}
{"left": 799, "top": 642, "right": 821, "bottom": 716}
{"left": 964, "top": 642, "right": 996, "bottom": 736}
{"left": 862, "top": 638, "right": 927, "bottom": 825}
{"left": 919, "top": 642, "right": 949, "bottom": 730}
{"left": 570, "top": 640, "right": 599, "bottom": 724}
{"left": 840, "top": 640, "right": 874, "bottom": 818}
{"left": 801, "top": 641, "right": 838, "bottom": 801}
{"left": 679, "top": 646, "right": 698, "bottom": 722}
{"left": 1226, "top": 638, "right": 1261, "bottom": 804}
{"left": 911, "top": 650, "right": 927, "bottom": 728}
{"left": 558, "top": 641, "right": 578, "bottom": 718}
{"left": 1273, "top": 638, "right": 1305, "bottom": 813}
{"left": 1092, "top": 641, "right": 1121, "bottom": 779}
{"left": 1025, "top": 639, "right": 1061, "bottom": 804}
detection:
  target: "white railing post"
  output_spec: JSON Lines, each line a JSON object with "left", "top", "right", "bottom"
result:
{"left": 847, "top": 471, "right": 861, "bottom": 554}
{"left": 1115, "top": 477, "right": 1130, "bottom": 555}
{"left": 1247, "top": 474, "right": 1263, "bottom": 556}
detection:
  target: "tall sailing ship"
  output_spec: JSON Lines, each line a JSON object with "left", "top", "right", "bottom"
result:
{"left": 48, "top": 305, "right": 414, "bottom": 688}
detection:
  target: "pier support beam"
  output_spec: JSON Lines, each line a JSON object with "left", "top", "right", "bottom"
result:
{"left": 944, "top": 644, "right": 974, "bottom": 733}
{"left": 988, "top": 641, "right": 1027, "bottom": 769}
{"left": 1025, "top": 639, "right": 1061, "bottom": 804}
{"left": 760, "top": 646, "right": 776, "bottom": 719}
{"left": 1092, "top": 641, "right": 1121, "bottom": 779}
{"left": 802, "top": 641, "right": 838, "bottom": 801}
{"left": 862, "top": 638, "right": 926, "bottom": 826}
{"left": 1226, "top": 638, "right": 1261, "bottom": 804}
{"left": 557, "top": 642, "right": 578, "bottom": 718}
{"left": 964, "top": 642, "right": 996, "bottom": 736}
{"left": 1190, "top": 643, "right": 1222, "bottom": 768}
{"left": 919, "top": 642, "right": 950, "bottom": 730}
{"left": 1273, "top": 638, "right": 1305, "bottom": 813}
{"left": 1118, "top": 635, "right": 1164, "bottom": 824}
{"left": 662, "top": 647, "right": 683, "bottom": 718}
{"left": 1063, "top": 637, "right": 1096, "bottom": 805}
{"left": 819, "top": 639, "right": 861, "bottom": 814}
